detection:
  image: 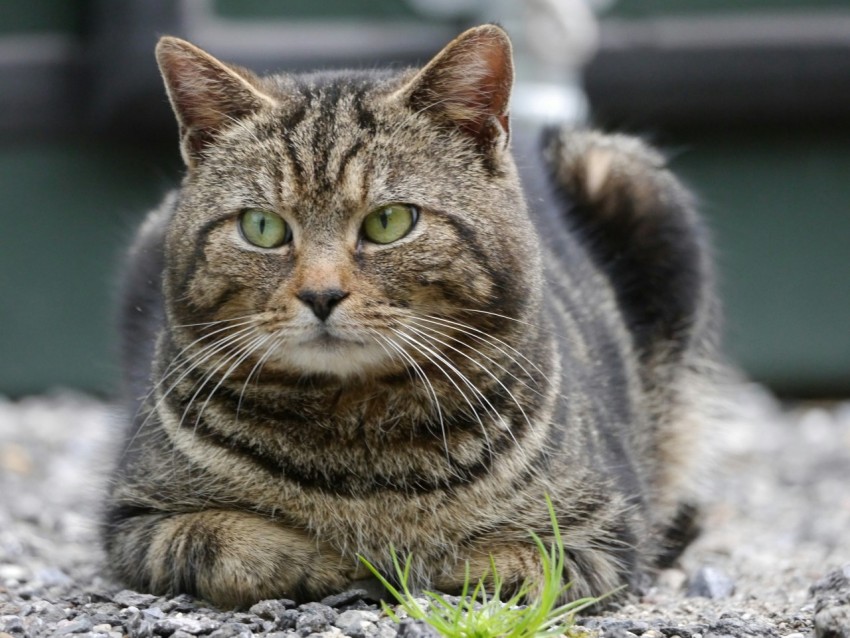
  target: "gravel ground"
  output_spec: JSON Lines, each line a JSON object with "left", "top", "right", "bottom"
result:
{"left": 1, "top": 385, "right": 849, "bottom": 638}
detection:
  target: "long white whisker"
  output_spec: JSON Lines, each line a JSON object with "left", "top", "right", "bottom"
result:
{"left": 175, "top": 333, "right": 267, "bottom": 434}
{"left": 120, "top": 326, "right": 259, "bottom": 461}
{"left": 391, "top": 328, "right": 504, "bottom": 460}
{"left": 147, "top": 325, "right": 258, "bottom": 413}
{"left": 415, "top": 314, "right": 550, "bottom": 384}
{"left": 192, "top": 333, "right": 274, "bottom": 434}
{"left": 237, "top": 333, "right": 285, "bottom": 420}
{"left": 404, "top": 323, "right": 533, "bottom": 446}
{"left": 408, "top": 317, "right": 546, "bottom": 398}
{"left": 385, "top": 329, "right": 456, "bottom": 459}
{"left": 150, "top": 321, "right": 259, "bottom": 395}
{"left": 370, "top": 329, "right": 446, "bottom": 437}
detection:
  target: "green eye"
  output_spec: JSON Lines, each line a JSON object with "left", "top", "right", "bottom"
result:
{"left": 239, "top": 209, "right": 291, "bottom": 248}
{"left": 362, "top": 204, "right": 418, "bottom": 245}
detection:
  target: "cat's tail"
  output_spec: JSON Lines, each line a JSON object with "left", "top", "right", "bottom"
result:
{"left": 542, "top": 128, "right": 733, "bottom": 564}
{"left": 542, "top": 128, "right": 716, "bottom": 361}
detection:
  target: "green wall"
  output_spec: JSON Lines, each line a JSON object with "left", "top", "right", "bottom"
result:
{"left": 674, "top": 128, "right": 850, "bottom": 394}
{"left": 0, "top": 141, "right": 179, "bottom": 395}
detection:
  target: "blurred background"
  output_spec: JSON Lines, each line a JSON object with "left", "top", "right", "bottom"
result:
{"left": 0, "top": 0, "right": 848, "bottom": 399}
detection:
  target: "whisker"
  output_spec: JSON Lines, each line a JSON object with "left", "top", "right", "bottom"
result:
{"left": 236, "top": 333, "right": 285, "bottom": 420}
{"left": 170, "top": 314, "right": 259, "bottom": 330}
{"left": 408, "top": 316, "right": 546, "bottom": 397}
{"left": 391, "top": 328, "right": 502, "bottom": 461}
{"left": 120, "top": 327, "right": 259, "bottom": 461}
{"left": 397, "top": 325, "right": 528, "bottom": 451}
{"left": 151, "top": 321, "right": 259, "bottom": 395}
{"left": 370, "top": 329, "right": 446, "bottom": 437}
{"left": 191, "top": 333, "right": 274, "bottom": 434}
{"left": 415, "top": 314, "right": 550, "bottom": 385}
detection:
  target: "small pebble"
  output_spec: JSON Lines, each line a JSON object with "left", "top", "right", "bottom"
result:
{"left": 321, "top": 590, "right": 369, "bottom": 609}
{"left": 55, "top": 615, "right": 94, "bottom": 634}
{"left": 295, "top": 602, "right": 337, "bottom": 634}
{"left": 208, "top": 623, "right": 255, "bottom": 638}
{"left": 686, "top": 566, "right": 736, "bottom": 599}
{"left": 395, "top": 619, "right": 440, "bottom": 638}
{"left": 153, "top": 615, "right": 220, "bottom": 636}
{"left": 334, "top": 609, "right": 379, "bottom": 638}
{"left": 113, "top": 591, "right": 160, "bottom": 609}
{"left": 249, "top": 599, "right": 297, "bottom": 621}
{"left": 0, "top": 616, "right": 24, "bottom": 636}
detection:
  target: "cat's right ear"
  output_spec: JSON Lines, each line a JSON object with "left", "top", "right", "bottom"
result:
{"left": 155, "top": 37, "right": 277, "bottom": 168}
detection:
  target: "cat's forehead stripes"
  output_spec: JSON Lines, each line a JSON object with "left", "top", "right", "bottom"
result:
{"left": 269, "top": 78, "right": 383, "bottom": 220}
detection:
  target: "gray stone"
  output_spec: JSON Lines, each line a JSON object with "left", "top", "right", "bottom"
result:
{"left": 657, "top": 626, "right": 698, "bottom": 638}
{"left": 208, "top": 622, "right": 256, "bottom": 638}
{"left": 88, "top": 604, "right": 123, "bottom": 621}
{"left": 0, "top": 616, "right": 25, "bottom": 636}
{"left": 374, "top": 620, "right": 398, "bottom": 638}
{"left": 250, "top": 599, "right": 297, "bottom": 621}
{"left": 601, "top": 620, "right": 651, "bottom": 634}
{"left": 814, "top": 604, "right": 850, "bottom": 638}
{"left": 26, "top": 599, "right": 68, "bottom": 622}
{"left": 113, "top": 591, "right": 161, "bottom": 609}
{"left": 153, "top": 615, "right": 219, "bottom": 636}
{"left": 395, "top": 620, "right": 439, "bottom": 638}
{"left": 142, "top": 608, "right": 166, "bottom": 621}
{"left": 160, "top": 595, "right": 199, "bottom": 614}
{"left": 295, "top": 603, "right": 337, "bottom": 636}
{"left": 812, "top": 564, "right": 850, "bottom": 638}
{"left": 321, "top": 590, "right": 369, "bottom": 609}
{"left": 296, "top": 603, "right": 337, "bottom": 635}
{"left": 125, "top": 611, "right": 155, "bottom": 638}
{"left": 55, "top": 615, "right": 95, "bottom": 634}
{"left": 334, "top": 609, "right": 380, "bottom": 638}
{"left": 687, "top": 567, "right": 736, "bottom": 599}
{"left": 229, "top": 613, "right": 263, "bottom": 631}
{"left": 274, "top": 609, "right": 302, "bottom": 631}
{"left": 0, "top": 604, "right": 21, "bottom": 616}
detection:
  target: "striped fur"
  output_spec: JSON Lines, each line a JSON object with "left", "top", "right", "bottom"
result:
{"left": 104, "top": 25, "right": 726, "bottom": 608}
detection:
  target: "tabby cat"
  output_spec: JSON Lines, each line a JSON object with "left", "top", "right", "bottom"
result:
{"left": 104, "top": 24, "right": 724, "bottom": 609}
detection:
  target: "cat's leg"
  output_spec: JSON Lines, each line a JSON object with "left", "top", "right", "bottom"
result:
{"left": 434, "top": 540, "right": 633, "bottom": 603}
{"left": 105, "top": 509, "right": 353, "bottom": 608}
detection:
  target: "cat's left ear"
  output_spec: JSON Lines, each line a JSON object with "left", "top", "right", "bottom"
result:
{"left": 156, "top": 36, "right": 278, "bottom": 168}
{"left": 399, "top": 24, "right": 514, "bottom": 155}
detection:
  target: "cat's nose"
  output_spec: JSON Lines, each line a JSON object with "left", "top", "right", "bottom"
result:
{"left": 296, "top": 289, "right": 349, "bottom": 322}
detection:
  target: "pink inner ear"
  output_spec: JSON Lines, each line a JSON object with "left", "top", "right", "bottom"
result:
{"left": 161, "top": 52, "right": 249, "bottom": 132}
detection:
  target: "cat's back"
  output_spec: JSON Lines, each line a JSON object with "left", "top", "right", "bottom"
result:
{"left": 117, "top": 193, "right": 175, "bottom": 412}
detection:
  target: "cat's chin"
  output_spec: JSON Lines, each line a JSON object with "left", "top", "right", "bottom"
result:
{"left": 271, "top": 337, "right": 393, "bottom": 379}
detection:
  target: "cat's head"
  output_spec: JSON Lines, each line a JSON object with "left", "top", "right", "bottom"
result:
{"left": 156, "top": 25, "right": 542, "bottom": 380}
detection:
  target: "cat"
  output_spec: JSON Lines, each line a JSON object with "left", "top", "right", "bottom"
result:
{"left": 103, "top": 24, "right": 725, "bottom": 609}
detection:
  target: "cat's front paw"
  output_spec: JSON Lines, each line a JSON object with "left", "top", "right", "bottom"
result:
{"left": 106, "top": 509, "right": 352, "bottom": 608}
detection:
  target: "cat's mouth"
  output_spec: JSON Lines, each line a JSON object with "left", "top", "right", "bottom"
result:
{"left": 298, "top": 326, "right": 368, "bottom": 348}
{"left": 306, "top": 332, "right": 366, "bottom": 348}
{"left": 271, "top": 326, "right": 392, "bottom": 377}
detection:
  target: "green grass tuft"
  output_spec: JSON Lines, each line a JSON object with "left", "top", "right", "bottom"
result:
{"left": 359, "top": 495, "right": 613, "bottom": 638}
